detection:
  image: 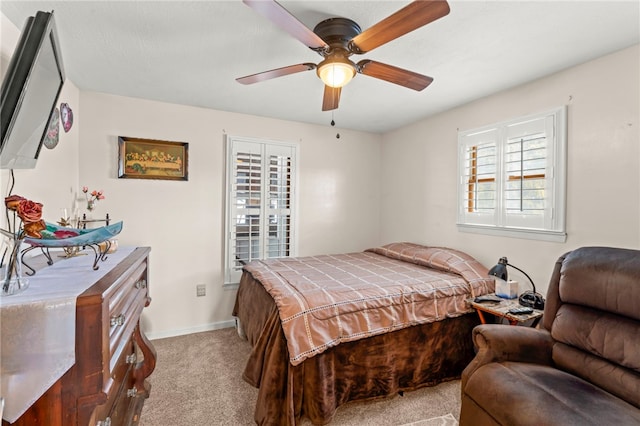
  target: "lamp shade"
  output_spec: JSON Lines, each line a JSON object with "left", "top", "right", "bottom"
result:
{"left": 488, "top": 257, "right": 509, "bottom": 281}
{"left": 317, "top": 57, "right": 356, "bottom": 88}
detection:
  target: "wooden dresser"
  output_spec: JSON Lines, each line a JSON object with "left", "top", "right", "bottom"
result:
{"left": 3, "top": 247, "right": 156, "bottom": 426}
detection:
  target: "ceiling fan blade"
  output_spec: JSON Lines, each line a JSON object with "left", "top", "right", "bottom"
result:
{"left": 243, "top": 0, "right": 328, "bottom": 50}
{"left": 322, "top": 86, "right": 341, "bottom": 111}
{"left": 350, "top": 0, "right": 450, "bottom": 54}
{"left": 357, "top": 60, "right": 433, "bottom": 91}
{"left": 237, "top": 63, "right": 316, "bottom": 85}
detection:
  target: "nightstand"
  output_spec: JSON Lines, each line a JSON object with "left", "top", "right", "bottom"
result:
{"left": 467, "top": 294, "right": 543, "bottom": 327}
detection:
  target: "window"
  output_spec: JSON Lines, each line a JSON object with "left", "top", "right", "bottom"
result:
{"left": 224, "top": 136, "right": 298, "bottom": 285}
{"left": 457, "top": 107, "right": 567, "bottom": 242}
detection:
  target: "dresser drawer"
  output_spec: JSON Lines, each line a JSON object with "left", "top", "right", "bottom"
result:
{"left": 106, "top": 262, "right": 148, "bottom": 374}
{"left": 92, "top": 338, "right": 136, "bottom": 426}
{"left": 106, "top": 360, "right": 139, "bottom": 426}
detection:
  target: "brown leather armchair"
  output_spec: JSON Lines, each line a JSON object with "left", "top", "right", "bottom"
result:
{"left": 459, "top": 246, "right": 640, "bottom": 426}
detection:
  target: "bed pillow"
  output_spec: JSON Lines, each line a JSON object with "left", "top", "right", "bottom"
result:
{"left": 367, "top": 242, "right": 494, "bottom": 294}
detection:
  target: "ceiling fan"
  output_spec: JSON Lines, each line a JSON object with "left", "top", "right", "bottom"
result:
{"left": 236, "top": 0, "right": 450, "bottom": 111}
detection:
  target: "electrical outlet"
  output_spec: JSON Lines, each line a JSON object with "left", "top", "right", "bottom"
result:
{"left": 196, "top": 284, "right": 206, "bottom": 297}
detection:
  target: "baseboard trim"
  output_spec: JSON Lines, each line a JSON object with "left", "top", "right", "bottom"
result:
{"left": 145, "top": 319, "right": 236, "bottom": 341}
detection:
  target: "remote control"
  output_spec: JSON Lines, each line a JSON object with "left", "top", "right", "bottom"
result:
{"left": 509, "top": 306, "right": 534, "bottom": 315}
{"left": 474, "top": 294, "right": 502, "bottom": 303}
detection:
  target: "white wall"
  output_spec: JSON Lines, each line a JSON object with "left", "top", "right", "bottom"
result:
{"left": 78, "top": 92, "right": 382, "bottom": 337}
{"left": 381, "top": 44, "right": 640, "bottom": 296}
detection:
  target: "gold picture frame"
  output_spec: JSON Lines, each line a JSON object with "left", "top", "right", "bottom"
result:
{"left": 118, "top": 136, "right": 188, "bottom": 181}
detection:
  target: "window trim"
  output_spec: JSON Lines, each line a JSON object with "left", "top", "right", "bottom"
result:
{"left": 223, "top": 135, "right": 299, "bottom": 287}
{"left": 457, "top": 106, "right": 567, "bottom": 242}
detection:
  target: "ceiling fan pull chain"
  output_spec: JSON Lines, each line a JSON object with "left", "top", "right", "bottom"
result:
{"left": 330, "top": 112, "right": 340, "bottom": 139}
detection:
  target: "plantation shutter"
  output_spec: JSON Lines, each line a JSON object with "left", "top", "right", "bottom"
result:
{"left": 266, "top": 146, "right": 293, "bottom": 260}
{"left": 225, "top": 137, "right": 297, "bottom": 285}
{"left": 458, "top": 128, "right": 498, "bottom": 226}
{"left": 502, "top": 115, "right": 554, "bottom": 230}
{"left": 457, "top": 107, "right": 566, "bottom": 241}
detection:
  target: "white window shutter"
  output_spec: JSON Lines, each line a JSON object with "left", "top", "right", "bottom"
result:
{"left": 502, "top": 116, "right": 550, "bottom": 230}
{"left": 230, "top": 141, "right": 262, "bottom": 273}
{"left": 458, "top": 128, "right": 499, "bottom": 226}
{"left": 457, "top": 106, "right": 567, "bottom": 242}
{"left": 225, "top": 136, "right": 297, "bottom": 285}
{"left": 264, "top": 144, "right": 294, "bottom": 261}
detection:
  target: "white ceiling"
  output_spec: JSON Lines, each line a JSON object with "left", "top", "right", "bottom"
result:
{"left": 1, "top": 1, "right": 638, "bottom": 134}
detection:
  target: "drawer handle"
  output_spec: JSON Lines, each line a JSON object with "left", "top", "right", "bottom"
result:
{"left": 126, "top": 353, "right": 137, "bottom": 364}
{"left": 110, "top": 313, "right": 125, "bottom": 327}
{"left": 135, "top": 279, "right": 147, "bottom": 289}
{"left": 97, "top": 417, "right": 111, "bottom": 426}
{"left": 127, "top": 387, "right": 138, "bottom": 398}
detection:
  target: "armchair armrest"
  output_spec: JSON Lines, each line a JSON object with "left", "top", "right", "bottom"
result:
{"left": 462, "top": 324, "right": 554, "bottom": 385}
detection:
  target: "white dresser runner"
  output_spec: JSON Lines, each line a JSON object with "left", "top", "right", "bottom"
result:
{"left": 0, "top": 247, "right": 135, "bottom": 423}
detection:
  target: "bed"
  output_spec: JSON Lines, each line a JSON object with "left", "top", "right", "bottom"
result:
{"left": 232, "top": 242, "right": 494, "bottom": 425}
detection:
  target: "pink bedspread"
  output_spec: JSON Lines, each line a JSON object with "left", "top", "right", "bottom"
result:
{"left": 242, "top": 242, "right": 493, "bottom": 365}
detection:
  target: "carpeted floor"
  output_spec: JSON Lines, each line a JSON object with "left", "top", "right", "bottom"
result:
{"left": 400, "top": 413, "right": 458, "bottom": 426}
{"left": 140, "top": 328, "right": 462, "bottom": 425}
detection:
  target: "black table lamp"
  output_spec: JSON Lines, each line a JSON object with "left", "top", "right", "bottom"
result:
{"left": 488, "top": 257, "right": 545, "bottom": 310}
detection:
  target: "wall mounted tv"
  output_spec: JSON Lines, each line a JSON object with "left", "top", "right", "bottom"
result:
{"left": 0, "top": 10, "right": 65, "bottom": 169}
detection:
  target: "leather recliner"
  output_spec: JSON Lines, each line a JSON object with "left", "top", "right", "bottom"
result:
{"left": 459, "top": 246, "right": 640, "bottom": 426}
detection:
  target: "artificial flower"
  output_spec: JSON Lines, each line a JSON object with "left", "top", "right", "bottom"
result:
{"left": 4, "top": 194, "right": 25, "bottom": 211}
{"left": 3, "top": 195, "right": 46, "bottom": 239}
{"left": 23, "top": 220, "right": 47, "bottom": 239}
{"left": 1, "top": 194, "right": 46, "bottom": 292}
{"left": 16, "top": 199, "right": 44, "bottom": 224}
{"left": 82, "top": 187, "right": 105, "bottom": 211}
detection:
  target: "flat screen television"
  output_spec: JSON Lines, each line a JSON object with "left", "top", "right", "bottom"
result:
{"left": 0, "top": 10, "right": 65, "bottom": 169}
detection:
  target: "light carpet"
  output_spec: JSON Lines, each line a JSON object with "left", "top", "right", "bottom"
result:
{"left": 400, "top": 413, "right": 458, "bottom": 426}
{"left": 140, "top": 328, "right": 462, "bottom": 425}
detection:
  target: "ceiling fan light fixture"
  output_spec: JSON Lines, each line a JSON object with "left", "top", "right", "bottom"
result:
{"left": 317, "top": 57, "right": 356, "bottom": 88}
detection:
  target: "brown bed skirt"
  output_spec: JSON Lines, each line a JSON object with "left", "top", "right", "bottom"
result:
{"left": 233, "top": 270, "right": 480, "bottom": 426}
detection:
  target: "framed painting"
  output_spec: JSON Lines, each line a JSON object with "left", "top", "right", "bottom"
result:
{"left": 118, "top": 136, "right": 188, "bottom": 181}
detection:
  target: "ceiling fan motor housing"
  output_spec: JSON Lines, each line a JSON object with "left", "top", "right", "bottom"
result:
{"left": 313, "top": 18, "right": 362, "bottom": 56}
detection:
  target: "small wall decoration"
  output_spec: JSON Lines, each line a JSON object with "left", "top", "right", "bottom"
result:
{"left": 118, "top": 136, "right": 188, "bottom": 181}
{"left": 60, "top": 103, "right": 73, "bottom": 132}
{"left": 43, "top": 108, "right": 60, "bottom": 149}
